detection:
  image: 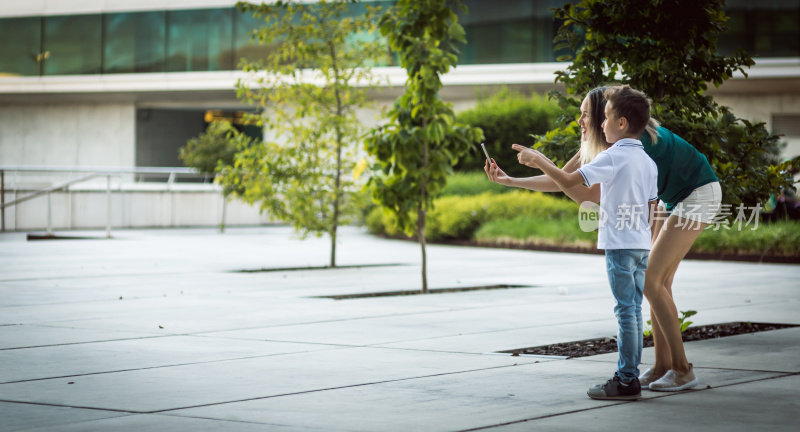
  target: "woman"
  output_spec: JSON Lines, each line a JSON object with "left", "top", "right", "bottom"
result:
{"left": 485, "top": 87, "right": 721, "bottom": 392}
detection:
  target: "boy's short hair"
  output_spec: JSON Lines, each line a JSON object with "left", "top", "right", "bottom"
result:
{"left": 603, "top": 85, "right": 650, "bottom": 136}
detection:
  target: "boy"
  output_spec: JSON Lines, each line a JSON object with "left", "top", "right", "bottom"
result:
{"left": 512, "top": 85, "right": 658, "bottom": 400}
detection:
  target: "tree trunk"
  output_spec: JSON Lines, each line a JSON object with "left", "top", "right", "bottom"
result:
{"left": 331, "top": 133, "right": 341, "bottom": 268}
{"left": 418, "top": 201, "right": 428, "bottom": 294}
{"left": 419, "top": 122, "right": 429, "bottom": 294}
{"left": 331, "top": 116, "right": 342, "bottom": 268}
{"left": 330, "top": 147, "right": 341, "bottom": 268}
{"left": 329, "top": 41, "right": 343, "bottom": 269}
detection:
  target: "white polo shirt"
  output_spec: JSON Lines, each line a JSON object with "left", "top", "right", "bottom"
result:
{"left": 578, "top": 138, "right": 658, "bottom": 250}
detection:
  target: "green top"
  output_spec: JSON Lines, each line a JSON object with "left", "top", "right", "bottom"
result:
{"left": 640, "top": 126, "right": 718, "bottom": 211}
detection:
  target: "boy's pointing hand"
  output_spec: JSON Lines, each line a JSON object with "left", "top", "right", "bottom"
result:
{"left": 512, "top": 144, "right": 550, "bottom": 169}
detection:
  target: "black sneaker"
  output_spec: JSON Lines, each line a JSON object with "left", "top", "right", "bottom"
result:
{"left": 587, "top": 376, "right": 641, "bottom": 400}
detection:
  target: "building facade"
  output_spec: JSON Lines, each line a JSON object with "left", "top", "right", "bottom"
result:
{"left": 1, "top": 0, "right": 799, "bottom": 231}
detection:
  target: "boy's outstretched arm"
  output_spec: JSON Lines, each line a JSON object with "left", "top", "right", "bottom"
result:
{"left": 488, "top": 150, "right": 600, "bottom": 204}
{"left": 512, "top": 144, "right": 585, "bottom": 191}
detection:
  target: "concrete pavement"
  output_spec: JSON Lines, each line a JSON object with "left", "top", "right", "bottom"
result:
{"left": 0, "top": 226, "right": 798, "bottom": 431}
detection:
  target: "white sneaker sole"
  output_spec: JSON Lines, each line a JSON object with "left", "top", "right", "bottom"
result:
{"left": 649, "top": 377, "right": 699, "bottom": 392}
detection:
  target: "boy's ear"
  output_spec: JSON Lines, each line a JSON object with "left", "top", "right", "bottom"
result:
{"left": 618, "top": 116, "right": 629, "bottom": 131}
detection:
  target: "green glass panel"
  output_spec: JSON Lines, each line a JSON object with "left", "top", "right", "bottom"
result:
{"left": 233, "top": 8, "right": 272, "bottom": 69}
{"left": 0, "top": 17, "right": 41, "bottom": 76}
{"left": 720, "top": 0, "right": 800, "bottom": 57}
{"left": 459, "top": 0, "right": 569, "bottom": 64}
{"left": 345, "top": 1, "right": 393, "bottom": 67}
{"left": 43, "top": 15, "right": 102, "bottom": 75}
{"left": 167, "top": 8, "right": 233, "bottom": 72}
{"left": 104, "top": 11, "right": 166, "bottom": 74}
{"left": 234, "top": 2, "right": 393, "bottom": 70}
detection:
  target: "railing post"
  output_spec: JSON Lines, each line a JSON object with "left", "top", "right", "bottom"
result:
{"left": 106, "top": 175, "right": 112, "bottom": 238}
{"left": 220, "top": 192, "right": 227, "bottom": 233}
{"left": 168, "top": 172, "right": 175, "bottom": 227}
{"left": 1, "top": 169, "right": 5, "bottom": 232}
{"left": 46, "top": 191, "right": 52, "bottom": 236}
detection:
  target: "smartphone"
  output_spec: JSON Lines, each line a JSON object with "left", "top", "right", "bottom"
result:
{"left": 480, "top": 143, "right": 491, "bottom": 162}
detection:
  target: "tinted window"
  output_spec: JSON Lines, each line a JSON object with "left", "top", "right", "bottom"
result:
{"left": 0, "top": 17, "right": 42, "bottom": 76}
{"left": 167, "top": 8, "right": 233, "bottom": 72}
{"left": 719, "top": 0, "right": 799, "bottom": 57}
{"left": 43, "top": 15, "right": 102, "bottom": 75}
{"left": 104, "top": 11, "right": 166, "bottom": 74}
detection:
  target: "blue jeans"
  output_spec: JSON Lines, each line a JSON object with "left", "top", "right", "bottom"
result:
{"left": 605, "top": 249, "right": 648, "bottom": 383}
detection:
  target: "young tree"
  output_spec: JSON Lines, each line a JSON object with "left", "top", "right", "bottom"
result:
{"left": 365, "top": 0, "right": 483, "bottom": 293}
{"left": 536, "top": 0, "right": 796, "bottom": 208}
{"left": 179, "top": 121, "right": 253, "bottom": 232}
{"left": 221, "top": 0, "right": 387, "bottom": 267}
{"left": 179, "top": 121, "right": 240, "bottom": 177}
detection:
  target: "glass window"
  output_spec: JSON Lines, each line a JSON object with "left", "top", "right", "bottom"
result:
{"left": 167, "top": 8, "right": 233, "bottom": 72}
{"left": 43, "top": 15, "right": 102, "bottom": 75}
{"left": 0, "top": 17, "right": 42, "bottom": 76}
{"left": 104, "top": 11, "right": 166, "bottom": 74}
{"left": 233, "top": 8, "right": 273, "bottom": 69}
{"left": 720, "top": 0, "right": 800, "bottom": 58}
{"left": 459, "top": 0, "right": 569, "bottom": 64}
{"left": 234, "top": 1, "right": 393, "bottom": 69}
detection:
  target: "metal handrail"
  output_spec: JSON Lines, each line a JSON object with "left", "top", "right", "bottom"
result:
{"left": 0, "top": 166, "right": 200, "bottom": 175}
{"left": 1, "top": 173, "right": 98, "bottom": 210}
{"left": 0, "top": 166, "right": 219, "bottom": 236}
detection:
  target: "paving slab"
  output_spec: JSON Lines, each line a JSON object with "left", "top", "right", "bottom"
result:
{"left": 1, "top": 412, "right": 275, "bottom": 432}
{"left": 489, "top": 374, "right": 800, "bottom": 432}
{"left": 375, "top": 319, "right": 622, "bottom": 354}
{"left": 0, "top": 226, "right": 798, "bottom": 431}
{"left": 0, "top": 346, "right": 544, "bottom": 413}
{"left": 580, "top": 327, "right": 800, "bottom": 375}
{"left": 0, "top": 336, "right": 337, "bottom": 384}
{"left": 0, "top": 402, "right": 131, "bottom": 432}
{"left": 663, "top": 327, "right": 800, "bottom": 373}
{"left": 204, "top": 297, "right": 615, "bottom": 348}
{"left": 163, "top": 357, "right": 783, "bottom": 432}
{"left": 0, "top": 324, "right": 162, "bottom": 350}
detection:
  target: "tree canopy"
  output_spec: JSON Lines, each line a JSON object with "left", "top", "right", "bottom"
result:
{"left": 536, "top": 0, "right": 796, "bottom": 209}
{"left": 365, "top": 0, "right": 483, "bottom": 292}
{"left": 219, "top": 0, "right": 387, "bottom": 267}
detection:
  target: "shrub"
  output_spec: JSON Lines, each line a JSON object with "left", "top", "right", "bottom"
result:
{"left": 481, "top": 191, "right": 577, "bottom": 221}
{"left": 440, "top": 171, "right": 511, "bottom": 196}
{"left": 474, "top": 215, "right": 597, "bottom": 248}
{"left": 455, "top": 87, "right": 560, "bottom": 177}
{"left": 366, "top": 189, "right": 582, "bottom": 242}
{"left": 179, "top": 121, "right": 241, "bottom": 176}
{"left": 692, "top": 221, "right": 800, "bottom": 256}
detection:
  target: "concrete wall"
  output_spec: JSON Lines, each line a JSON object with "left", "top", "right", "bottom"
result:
{"left": 0, "top": 0, "right": 241, "bottom": 17}
{"left": 0, "top": 103, "right": 135, "bottom": 168}
{"left": 713, "top": 93, "right": 800, "bottom": 160}
{"left": 1, "top": 186, "right": 272, "bottom": 231}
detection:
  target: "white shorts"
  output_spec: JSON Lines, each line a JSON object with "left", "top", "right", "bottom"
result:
{"left": 660, "top": 182, "right": 722, "bottom": 225}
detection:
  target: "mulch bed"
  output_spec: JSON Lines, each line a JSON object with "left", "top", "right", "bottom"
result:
{"left": 501, "top": 322, "right": 799, "bottom": 358}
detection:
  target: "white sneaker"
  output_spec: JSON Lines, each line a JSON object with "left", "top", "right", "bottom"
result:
{"left": 648, "top": 367, "right": 699, "bottom": 392}
{"left": 639, "top": 368, "right": 666, "bottom": 389}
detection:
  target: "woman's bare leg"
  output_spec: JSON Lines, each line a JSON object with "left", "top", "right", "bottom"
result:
{"left": 644, "top": 214, "right": 706, "bottom": 374}
{"left": 648, "top": 260, "right": 680, "bottom": 374}
{"left": 646, "top": 207, "right": 669, "bottom": 375}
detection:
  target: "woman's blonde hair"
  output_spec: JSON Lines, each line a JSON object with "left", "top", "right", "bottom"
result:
{"left": 579, "top": 87, "right": 609, "bottom": 165}
{"left": 579, "top": 88, "right": 660, "bottom": 164}
{"left": 645, "top": 117, "right": 660, "bottom": 144}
